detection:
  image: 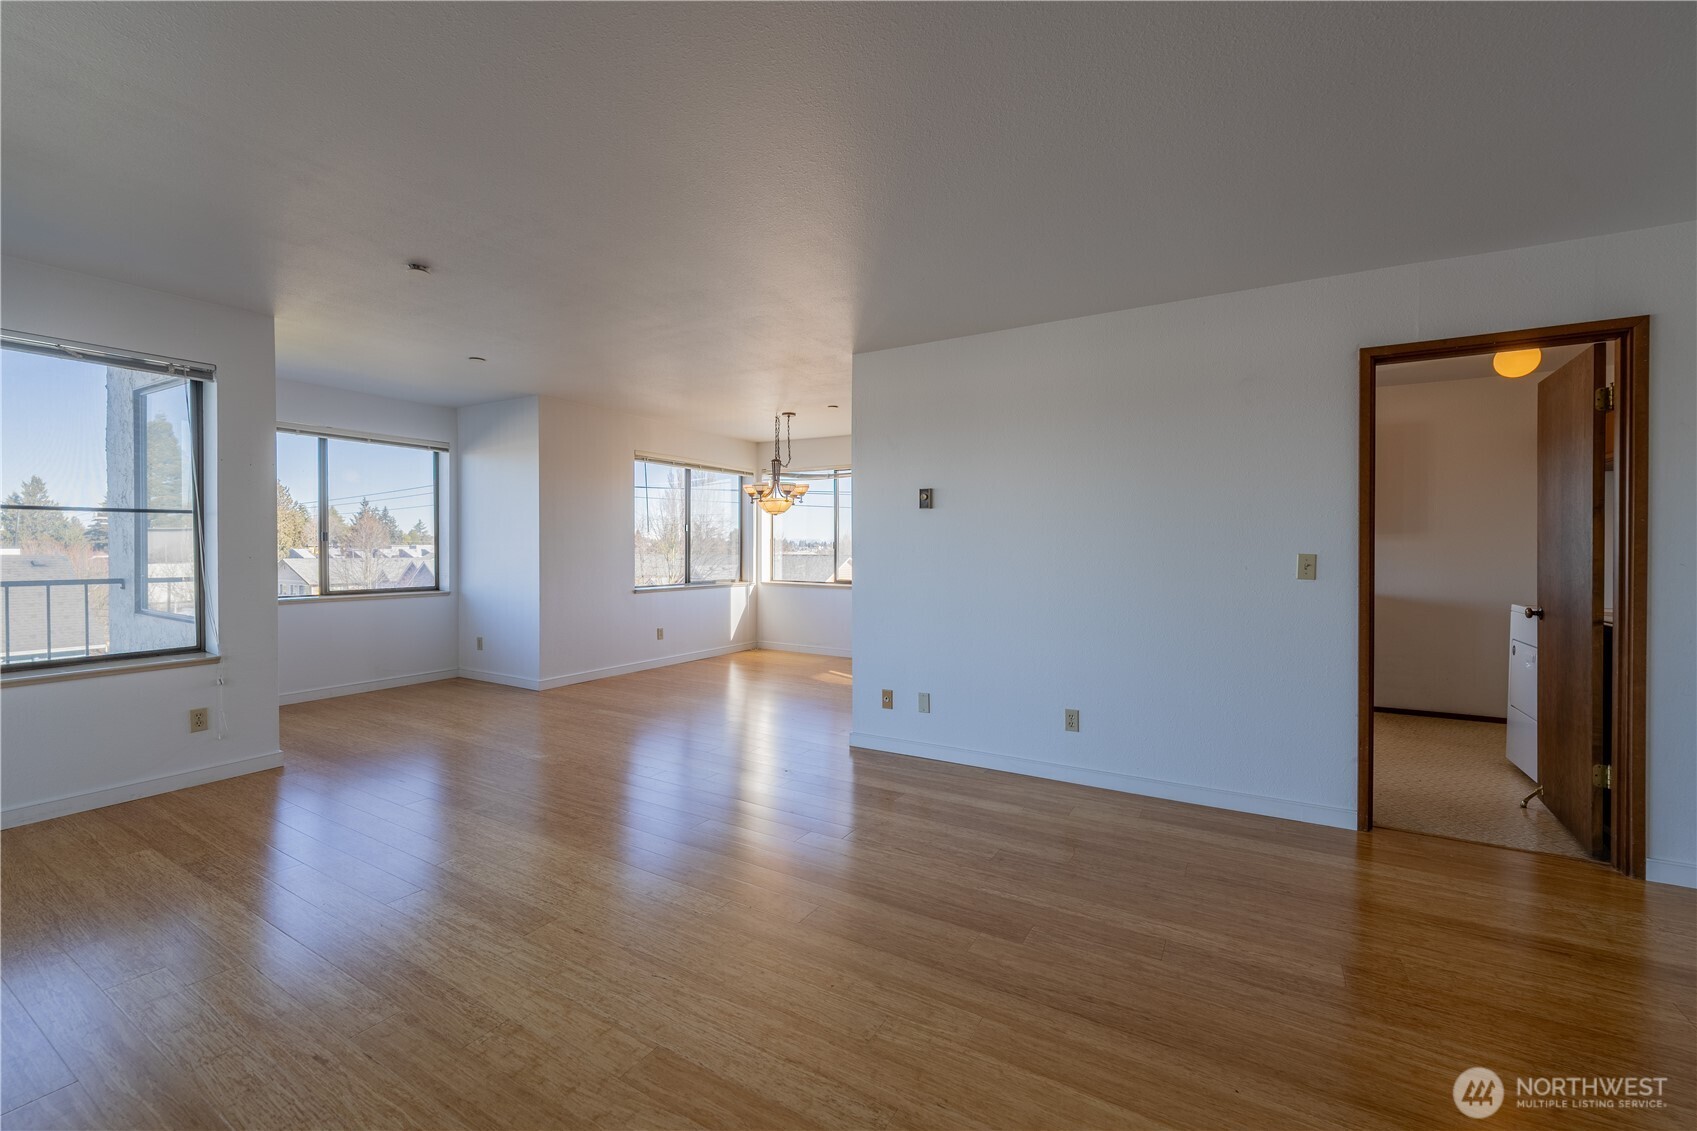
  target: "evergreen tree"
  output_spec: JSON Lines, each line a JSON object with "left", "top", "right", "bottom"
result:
{"left": 1, "top": 476, "right": 84, "bottom": 550}
{"left": 86, "top": 508, "right": 110, "bottom": 554}
{"left": 276, "top": 481, "right": 313, "bottom": 558}
{"left": 326, "top": 505, "right": 350, "bottom": 549}
{"left": 145, "top": 414, "right": 190, "bottom": 528}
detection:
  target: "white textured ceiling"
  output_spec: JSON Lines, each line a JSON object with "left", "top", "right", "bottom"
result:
{"left": 3, "top": 3, "right": 1692, "bottom": 440}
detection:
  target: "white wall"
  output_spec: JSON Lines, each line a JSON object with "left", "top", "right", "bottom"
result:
{"left": 758, "top": 433, "right": 853, "bottom": 657}
{"left": 275, "top": 378, "right": 459, "bottom": 703}
{"left": 536, "top": 397, "right": 759, "bottom": 687}
{"left": 780, "top": 433, "right": 852, "bottom": 472}
{"left": 851, "top": 222, "right": 1696, "bottom": 887}
{"left": 1374, "top": 375, "right": 1537, "bottom": 718}
{"left": 758, "top": 583, "right": 852, "bottom": 657}
{"left": 456, "top": 397, "right": 542, "bottom": 686}
{"left": 1, "top": 257, "right": 281, "bottom": 826}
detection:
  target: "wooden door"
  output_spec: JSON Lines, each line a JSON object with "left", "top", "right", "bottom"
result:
{"left": 1536, "top": 345, "right": 1607, "bottom": 857}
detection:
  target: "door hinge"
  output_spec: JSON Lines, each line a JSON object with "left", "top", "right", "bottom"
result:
{"left": 1595, "top": 385, "right": 1615, "bottom": 412}
{"left": 1592, "top": 763, "right": 1613, "bottom": 789}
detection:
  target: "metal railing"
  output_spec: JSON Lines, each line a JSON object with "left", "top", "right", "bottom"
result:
{"left": 1, "top": 577, "right": 125, "bottom": 665}
{"left": 144, "top": 576, "right": 195, "bottom": 619}
{"left": 0, "top": 573, "right": 196, "bottom": 662}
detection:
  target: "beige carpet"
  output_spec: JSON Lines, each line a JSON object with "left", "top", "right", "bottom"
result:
{"left": 1374, "top": 711, "right": 1591, "bottom": 859}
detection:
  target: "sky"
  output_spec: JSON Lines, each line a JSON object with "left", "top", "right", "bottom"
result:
{"left": 0, "top": 352, "right": 111, "bottom": 508}
{"left": 4, "top": 349, "right": 435, "bottom": 539}
{"left": 284, "top": 433, "right": 437, "bottom": 535}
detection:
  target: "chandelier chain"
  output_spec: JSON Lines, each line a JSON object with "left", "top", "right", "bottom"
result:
{"left": 751, "top": 412, "right": 801, "bottom": 513}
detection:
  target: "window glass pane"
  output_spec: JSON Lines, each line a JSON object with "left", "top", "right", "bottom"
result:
{"left": 0, "top": 352, "right": 110, "bottom": 509}
{"left": 835, "top": 472, "right": 852, "bottom": 582}
{"left": 275, "top": 432, "right": 321, "bottom": 596}
{"left": 138, "top": 511, "right": 199, "bottom": 627}
{"left": 688, "top": 468, "right": 742, "bottom": 583}
{"left": 634, "top": 460, "right": 686, "bottom": 586}
{"left": 0, "top": 509, "right": 185, "bottom": 663}
{"left": 138, "top": 380, "right": 193, "bottom": 511}
{"left": 2, "top": 348, "right": 202, "bottom": 668}
{"left": 772, "top": 475, "right": 835, "bottom": 582}
{"left": 324, "top": 437, "right": 437, "bottom": 592}
{"left": 137, "top": 381, "right": 195, "bottom": 614}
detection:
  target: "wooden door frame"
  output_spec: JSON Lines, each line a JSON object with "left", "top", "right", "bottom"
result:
{"left": 1358, "top": 316, "right": 1649, "bottom": 877}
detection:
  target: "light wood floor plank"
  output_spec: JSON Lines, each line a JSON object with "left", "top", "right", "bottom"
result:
{"left": 3, "top": 650, "right": 1692, "bottom": 1129}
{"left": 0, "top": 982, "right": 76, "bottom": 1115}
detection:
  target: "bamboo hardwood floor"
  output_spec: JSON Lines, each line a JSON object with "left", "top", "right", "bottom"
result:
{"left": 3, "top": 650, "right": 1693, "bottom": 1129}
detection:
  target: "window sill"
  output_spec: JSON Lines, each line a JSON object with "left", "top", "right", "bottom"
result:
{"left": 279, "top": 590, "right": 451, "bottom": 605}
{"left": 761, "top": 580, "right": 852, "bottom": 589}
{"left": 1, "top": 651, "right": 219, "bottom": 688}
{"left": 138, "top": 608, "right": 196, "bottom": 623}
{"left": 633, "top": 582, "right": 752, "bottom": 594}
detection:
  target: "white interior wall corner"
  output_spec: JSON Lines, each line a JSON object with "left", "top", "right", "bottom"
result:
{"left": 850, "top": 223, "right": 1696, "bottom": 885}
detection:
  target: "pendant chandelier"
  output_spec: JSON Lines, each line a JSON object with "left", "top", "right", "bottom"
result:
{"left": 745, "top": 412, "right": 810, "bottom": 515}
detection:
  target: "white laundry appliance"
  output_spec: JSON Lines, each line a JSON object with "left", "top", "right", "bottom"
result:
{"left": 1507, "top": 605, "right": 1538, "bottom": 780}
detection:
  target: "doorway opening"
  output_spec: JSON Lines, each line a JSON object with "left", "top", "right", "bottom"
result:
{"left": 1359, "top": 318, "right": 1649, "bottom": 876}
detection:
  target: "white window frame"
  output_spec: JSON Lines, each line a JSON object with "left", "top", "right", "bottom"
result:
{"left": 134, "top": 377, "right": 201, "bottom": 624}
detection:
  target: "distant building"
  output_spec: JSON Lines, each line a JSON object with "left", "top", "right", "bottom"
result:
{"left": 276, "top": 545, "right": 435, "bottom": 596}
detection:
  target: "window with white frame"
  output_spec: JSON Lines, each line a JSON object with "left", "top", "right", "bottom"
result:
{"left": 634, "top": 458, "right": 745, "bottom": 587}
{"left": 770, "top": 469, "right": 851, "bottom": 584}
{"left": 276, "top": 428, "right": 442, "bottom": 597}
{"left": 1, "top": 332, "right": 211, "bottom": 671}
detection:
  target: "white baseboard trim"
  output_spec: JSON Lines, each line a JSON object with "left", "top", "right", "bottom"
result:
{"left": 538, "top": 642, "right": 756, "bottom": 691}
{"left": 1, "top": 750, "right": 285, "bottom": 830}
{"left": 756, "top": 641, "right": 853, "bottom": 658}
{"left": 457, "top": 667, "right": 543, "bottom": 691}
{"left": 848, "top": 731, "right": 1358, "bottom": 831}
{"left": 463, "top": 644, "right": 759, "bottom": 693}
{"left": 1646, "top": 858, "right": 1697, "bottom": 889}
{"left": 280, "top": 669, "right": 459, "bottom": 706}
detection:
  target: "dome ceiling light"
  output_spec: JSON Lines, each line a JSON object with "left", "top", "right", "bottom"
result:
{"left": 1492, "top": 348, "right": 1542, "bottom": 378}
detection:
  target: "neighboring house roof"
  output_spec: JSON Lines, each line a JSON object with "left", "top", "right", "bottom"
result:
{"left": 277, "top": 560, "right": 312, "bottom": 594}
{"left": 277, "top": 546, "right": 436, "bottom": 593}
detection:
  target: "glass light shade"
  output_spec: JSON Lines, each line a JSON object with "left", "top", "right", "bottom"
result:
{"left": 1492, "top": 348, "right": 1542, "bottom": 379}
{"left": 759, "top": 496, "right": 795, "bottom": 515}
